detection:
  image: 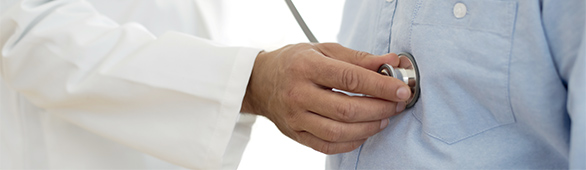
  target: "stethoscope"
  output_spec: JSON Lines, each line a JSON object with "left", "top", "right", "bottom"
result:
{"left": 285, "top": 0, "right": 421, "bottom": 108}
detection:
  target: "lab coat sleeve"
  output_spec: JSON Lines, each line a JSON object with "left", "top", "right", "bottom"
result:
{"left": 542, "top": 1, "right": 586, "bottom": 169}
{"left": 0, "top": 0, "right": 261, "bottom": 169}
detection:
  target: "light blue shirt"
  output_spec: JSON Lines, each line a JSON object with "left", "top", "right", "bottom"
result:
{"left": 328, "top": 0, "right": 585, "bottom": 169}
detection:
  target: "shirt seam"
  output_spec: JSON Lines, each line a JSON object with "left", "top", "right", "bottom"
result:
{"left": 408, "top": 0, "right": 423, "bottom": 53}
{"left": 370, "top": 1, "right": 384, "bottom": 53}
{"left": 505, "top": 1, "right": 519, "bottom": 124}
{"left": 354, "top": 144, "right": 364, "bottom": 170}
{"left": 387, "top": 0, "right": 399, "bottom": 54}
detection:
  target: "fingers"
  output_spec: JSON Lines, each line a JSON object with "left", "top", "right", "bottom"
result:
{"left": 309, "top": 57, "right": 411, "bottom": 102}
{"left": 314, "top": 43, "right": 400, "bottom": 70}
{"left": 296, "top": 131, "right": 367, "bottom": 155}
{"left": 300, "top": 86, "right": 400, "bottom": 122}
{"left": 311, "top": 43, "right": 411, "bottom": 102}
{"left": 249, "top": 43, "right": 408, "bottom": 155}
{"left": 296, "top": 110, "right": 389, "bottom": 142}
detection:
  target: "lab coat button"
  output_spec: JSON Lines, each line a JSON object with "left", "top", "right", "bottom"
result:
{"left": 453, "top": 3, "right": 467, "bottom": 18}
{"left": 386, "top": 0, "right": 394, "bottom": 3}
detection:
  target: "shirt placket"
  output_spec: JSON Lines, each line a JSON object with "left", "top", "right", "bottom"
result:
{"left": 373, "top": 0, "right": 398, "bottom": 55}
{"left": 355, "top": 3, "right": 400, "bottom": 170}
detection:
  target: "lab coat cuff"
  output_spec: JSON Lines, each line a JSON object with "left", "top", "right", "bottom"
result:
{"left": 211, "top": 47, "right": 262, "bottom": 169}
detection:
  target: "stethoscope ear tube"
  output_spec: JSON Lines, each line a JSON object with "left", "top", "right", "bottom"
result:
{"left": 377, "top": 53, "right": 420, "bottom": 109}
{"left": 285, "top": 0, "right": 319, "bottom": 43}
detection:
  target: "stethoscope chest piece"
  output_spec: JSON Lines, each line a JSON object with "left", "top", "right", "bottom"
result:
{"left": 377, "top": 53, "right": 420, "bottom": 109}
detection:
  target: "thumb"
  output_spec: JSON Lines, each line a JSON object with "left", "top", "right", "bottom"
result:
{"left": 313, "top": 43, "right": 400, "bottom": 71}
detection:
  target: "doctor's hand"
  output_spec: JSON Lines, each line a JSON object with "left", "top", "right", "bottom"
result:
{"left": 240, "top": 43, "right": 411, "bottom": 154}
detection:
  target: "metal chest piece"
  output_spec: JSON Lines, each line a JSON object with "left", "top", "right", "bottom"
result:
{"left": 377, "top": 53, "right": 420, "bottom": 109}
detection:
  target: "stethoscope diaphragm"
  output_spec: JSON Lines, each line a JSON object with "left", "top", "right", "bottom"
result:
{"left": 377, "top": 53, "right": 420, "bottom": 109}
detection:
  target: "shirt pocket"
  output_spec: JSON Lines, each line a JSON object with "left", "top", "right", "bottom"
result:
{"left": 409, "top": 0, "right": 518, "bottom": 144}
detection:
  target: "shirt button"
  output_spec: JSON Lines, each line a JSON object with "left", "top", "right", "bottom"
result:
{"left": 386, "top": 0, "right": 394, "bottom": 3}
{"left": 453, "top": 3, "right": 467, "bottom": 18}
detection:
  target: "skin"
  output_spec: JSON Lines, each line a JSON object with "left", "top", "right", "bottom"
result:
{"left": 241, "top": 43, "right": 411, "bottom": 154}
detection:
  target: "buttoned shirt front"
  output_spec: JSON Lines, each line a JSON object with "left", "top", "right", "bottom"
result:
{"left": 328, "top": 0, "right": 585, "bottom": 169}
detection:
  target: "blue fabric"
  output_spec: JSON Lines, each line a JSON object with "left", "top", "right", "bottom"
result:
{"left": 328, "top": 0, "right": 585, "bottom": 169}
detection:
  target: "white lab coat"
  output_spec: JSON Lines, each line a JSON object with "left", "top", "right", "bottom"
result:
{"left": 0, "top": 0, "right": 261, "bottom": 169}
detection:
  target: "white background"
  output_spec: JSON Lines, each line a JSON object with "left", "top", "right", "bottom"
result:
{"left": 219, "top": 0, "right": 346, "bottom": 169}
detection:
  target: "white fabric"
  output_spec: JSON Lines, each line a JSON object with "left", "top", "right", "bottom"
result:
{"left": 0, "top": 0, "right": 261, "bottom": 169}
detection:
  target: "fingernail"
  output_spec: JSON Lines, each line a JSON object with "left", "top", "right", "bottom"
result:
{"left": 396, "top": 102, "right": 406, "bottom": 113}
{"left": 396, "top": 87, "right": 410, "bottom": 101}
{"left": 380, "top": 118, "right": 389, "bottom": 129}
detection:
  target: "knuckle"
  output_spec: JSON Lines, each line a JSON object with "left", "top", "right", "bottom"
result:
{"left": 289, "top": 130, "right": 304, "bottom": 143}
{"left": 353, "top": 50, "right": 370, "bottom": 60}
{"left": 374, "top": 79, "right": 388, "bottom": 93}
{"left": 288, "top": 57, "right": 306, "bottom": 73}
{"left": 318, "top": 142, "right": 334, "bottom": 155}
{"left": 336, "top": 102, "right": 357, "bottom": 121}
{"left": 325, "top": 43, "right": 342, "bottom": 48}
{"left": 285, "top": 111, "right": 303, "bottom": 131}
{"left": 379, "top": 103, "right": 395, "bottom": 117}
{"left": 341, "top": 68, "right": 361, "bottom": 92}
{"left": 282, "top": 44, "right": 295, "bottom": 50}
{"left": 292, "top": 43, "right": 315, "bottom": 54}
{"left": 317, "top": 43, "right": 340, "bottom": 52}
{"left": 323, "top": 124, "right": 343, "bottom": 142}
{"left": 288, "top": 51, "right": 315, "bottom": 75}
{"left": 285, "top": 87, "right": 303, "bottom": 104}
{"left": 367, "top": 101, "right": 394, "bottom": 119}
{"left": 297, "top": 43, "right": 314, "bottom": 48}
{"left": 368, "top": 121, "right": 384, "bottom": 134}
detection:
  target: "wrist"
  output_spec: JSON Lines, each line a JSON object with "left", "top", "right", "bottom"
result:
{"left": 240, "top": 50, "right": 268, "bottom": 114}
